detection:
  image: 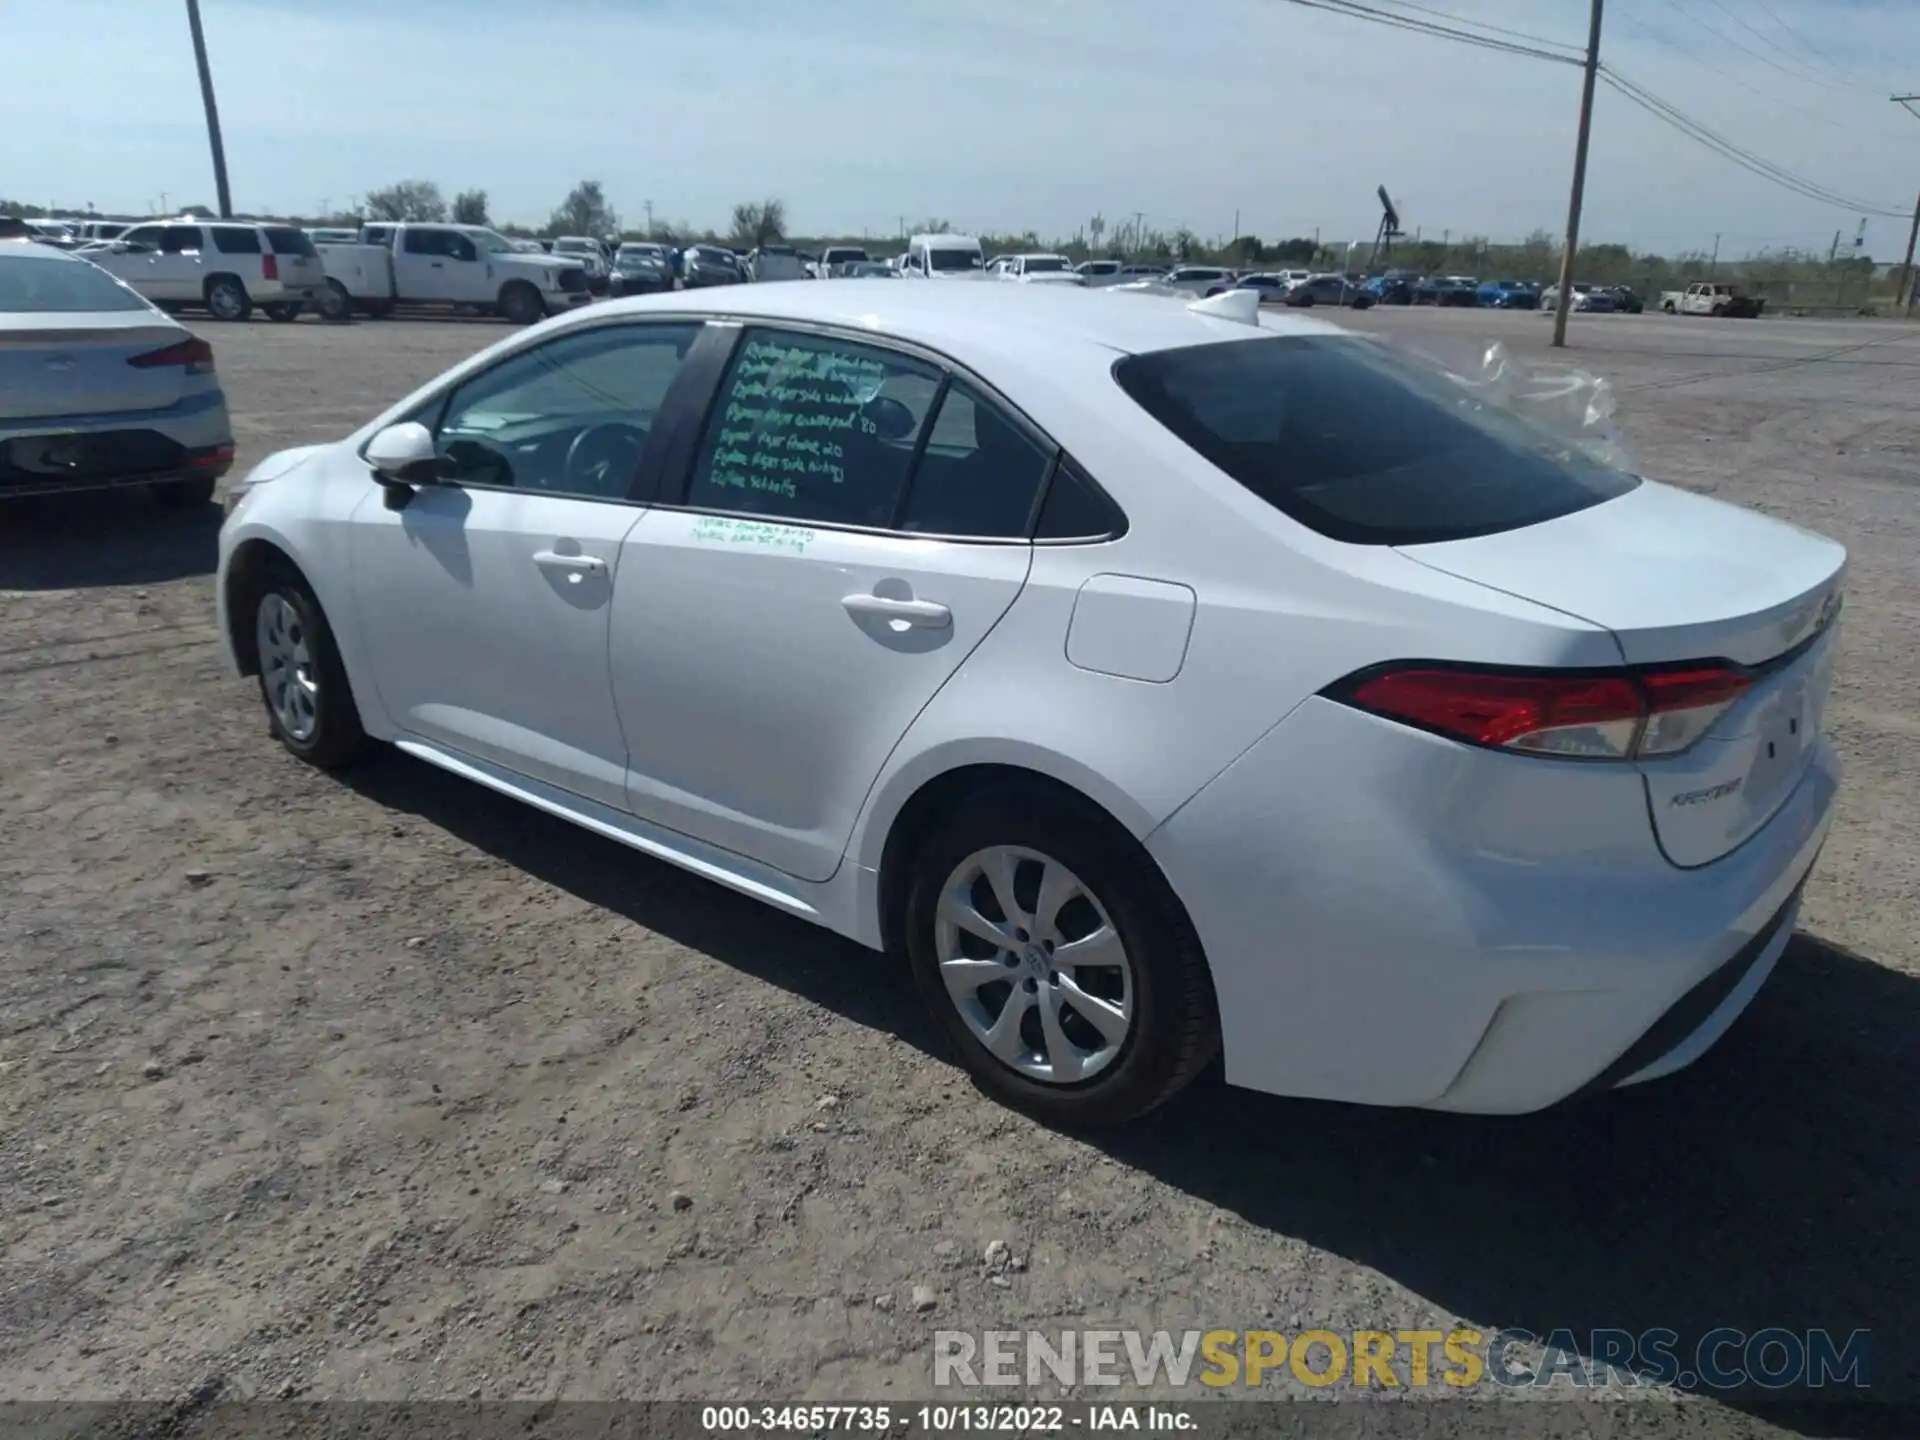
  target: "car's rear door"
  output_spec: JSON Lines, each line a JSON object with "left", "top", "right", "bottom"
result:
{"left": 607, "top": 323, "right": 1050, "bottom": 882}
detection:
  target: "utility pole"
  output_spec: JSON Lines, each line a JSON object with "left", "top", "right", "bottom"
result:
{"left": 1551, "top": 0, "right": 1604, "bottom": 347}
{"left": 1711, "top": 233, "right": 1721, "bottom": 270}
{"left": 1895, "top": 98, "right": 1920, "bottom": 316}
{"left": 185, "top": 0, "right": 233, "bottom": 218}
{"left": 1899, "top": 190, "right": 1920, "bottom": 318}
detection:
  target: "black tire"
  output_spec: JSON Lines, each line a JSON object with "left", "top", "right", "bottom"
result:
{"left": 250, "top": 564, "right": 372, "bottom": 770}
{"left": 317, "top": 280, "right": 352, "bottom": 322}
{"left": 901, "top": 787, "right": 1220, "bottom": 1127}
{"left": 262, "top": 301, "right": 302, "bottom": 323}
{"left": 1663, "top": 301, "right": 1677, "bottom": 314}
{"left": 499, "top": 281, "right": 544, "bottom": 325}
{"left": 205, "top": 275, "right": 252, "bottom": 322}
{"left": 152, "top": 476, "right": 216, "bottom": 509}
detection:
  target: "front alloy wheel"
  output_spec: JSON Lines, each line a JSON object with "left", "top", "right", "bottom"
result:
{"left": 249, "top": 573, "right": 370, "bottom": 768}
{"left": 936, "top": 846, "right": 1134, "bottom": 1085}
{"left": 257, "top": 592, "right": 319, "bottom": 744}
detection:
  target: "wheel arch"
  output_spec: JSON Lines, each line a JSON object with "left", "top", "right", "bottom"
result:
{"left": 864, "top": 751, "right": 1163, "bottom": 960}
{"left": 223, "top": 536, "right": 300, "bottom": 676}
{"left": 202, "top": 271, "right": 247, "bottom": 301}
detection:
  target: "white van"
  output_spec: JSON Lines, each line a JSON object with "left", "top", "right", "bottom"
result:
{"left": 901, "top": 233, "right": 985, "bottom": 279}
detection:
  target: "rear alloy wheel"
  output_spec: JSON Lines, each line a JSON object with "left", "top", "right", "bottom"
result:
{"left": 205, "top": 276, "right": 252, "bottom": 322}
{"left": 904, "top": 794, "right": 1218, "bottom": 1126}
{"left": 152, "top": 476, "right": 217, "bottom": 509}
{"left": 253, "top": 573, "right": 371, "bottom": 769}
{"left": 261, "top": 301, "right": 302, "bottom": 323}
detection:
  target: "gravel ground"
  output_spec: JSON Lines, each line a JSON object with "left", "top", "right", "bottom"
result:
{"left": 2, "top": 306, "right": 1915, "bottom": 1433}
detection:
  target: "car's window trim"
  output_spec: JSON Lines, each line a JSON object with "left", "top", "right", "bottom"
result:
{"left": 365, "top": 317, "right": 708, "bottom": 508}
{"left": 645, "top": 314, "right": 1125, "bottom": 544}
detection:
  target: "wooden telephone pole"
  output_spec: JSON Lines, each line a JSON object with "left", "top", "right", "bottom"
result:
{"left": 186, "top": 0, "right": 233, "bottom": 218}
{"left": 1552, "top": 0, "right": 1605, "bottom": 348}
{"left": 1895, "top": 97, "right": 1919, "bottom": 317}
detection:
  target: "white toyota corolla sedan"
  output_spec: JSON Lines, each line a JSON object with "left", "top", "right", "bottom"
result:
{"left": 216, "top": 282, "right": 1843, "bottom": 1126}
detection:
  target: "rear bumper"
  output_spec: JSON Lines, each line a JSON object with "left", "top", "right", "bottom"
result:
{"left": 1146, "top": 697, "right": 1840, "bottom": 1113}
{"left": 0, "top": 389, "right": 233, "bottom": 498}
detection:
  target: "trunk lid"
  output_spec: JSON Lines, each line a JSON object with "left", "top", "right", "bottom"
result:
{"left": 0, "top": 312, "right": 191, "bottom": 420}
{"left": 1399, "top": 480, "right": 1846, "bottom": 866}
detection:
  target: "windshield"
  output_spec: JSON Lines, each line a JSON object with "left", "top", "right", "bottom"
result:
{"left": 928, "top": 248, "right": 983, "bottom": 272}
{"left": 1113, "top": 335, "right": 1637, "bottom": 547}
{"left": 0, "top": 254, "right": 151, "bottom": 313}
{"left": 468, "top": 230, "right": 516, "bottom": 256}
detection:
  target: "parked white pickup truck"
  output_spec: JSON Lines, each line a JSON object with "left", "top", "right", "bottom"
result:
{"left": 313, "top": 223, "right": 593, "bottom": 323}
{"left": 1659, "top": 281, "right": 1765, "bottom": 318}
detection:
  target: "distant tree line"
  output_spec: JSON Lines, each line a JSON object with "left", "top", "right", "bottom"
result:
{"left": 6, "top": 191, "right": 1904, "bottom": 302}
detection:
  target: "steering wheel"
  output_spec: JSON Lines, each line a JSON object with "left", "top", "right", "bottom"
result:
{"left": 562, "top": 422, "right": 647, "bottom": 495}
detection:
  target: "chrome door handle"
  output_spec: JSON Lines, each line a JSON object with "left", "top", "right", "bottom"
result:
{"left": 533, "top": 550, "right": 606, "bottom": 573}
{"left": 841, "top": 593, "right": 951, "bottom": 629}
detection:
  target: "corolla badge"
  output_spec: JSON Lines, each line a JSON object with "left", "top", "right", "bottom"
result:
{"left": 1671, "top": 778, "right": 1744, "bottom": 808}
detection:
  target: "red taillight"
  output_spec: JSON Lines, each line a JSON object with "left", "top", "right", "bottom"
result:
{"left": 262, "top": 253, "right": 280, "bottom": 281}
{"left": 129, "top": 337, "right": 215, "bottom": 375}
{"left": 1336, "top": 663, "right": 1752, "bottom": 761}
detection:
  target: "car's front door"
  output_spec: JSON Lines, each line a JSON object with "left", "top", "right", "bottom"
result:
{"left": 350, "top": 320, "right": 703, "bottom": 807}
{"left": 394, "top": 229, "right": 465, "bottom": 303}
{"left": 608, "top": 325, "right": 1052, "bottom": 881}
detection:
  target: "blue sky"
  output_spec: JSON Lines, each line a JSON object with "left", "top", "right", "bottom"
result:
{"left": 6, "top": 0, "right": 1916, "bottom": 256}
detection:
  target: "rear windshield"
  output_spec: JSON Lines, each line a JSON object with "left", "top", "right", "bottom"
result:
{"left": 1113, "top": 335, "right": 1639, "bottom": 546}
{"left": 0, "top": 255, "right": 150, "bottom": 313}
{"left": 264, "top": 227, "right": 317, "bottom": 256}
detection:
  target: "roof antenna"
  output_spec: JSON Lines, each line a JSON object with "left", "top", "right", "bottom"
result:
{"left": 1186, "top": 287, "right": 1261, "bottom": 326}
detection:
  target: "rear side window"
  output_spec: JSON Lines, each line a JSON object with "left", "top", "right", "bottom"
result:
{"left": 211, "top": 227, "right": 262, "bottom": 255}
{"left": 897, "top": 381, "right": 1053, "bottom": 538}
{"left": 684, "top": 328, "right": 940, "bottom": 528}
{"left": 263, "top": 227, "right": 316, "bottom": 256}
{"left": 1113, "top": 336, "right": 1639, "bottom": 546}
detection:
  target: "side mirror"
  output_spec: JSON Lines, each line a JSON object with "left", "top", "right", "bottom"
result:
{"left": 365, "top": 421, "right": 439, "bottom": 497}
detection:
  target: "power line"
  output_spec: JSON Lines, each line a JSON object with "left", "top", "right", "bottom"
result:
{"left": 1281, "top": 0, "right": 1585, "bottom": 66}
{"left": 1600, "top": 66, "right": 1911, "bottom": 216}
{"left": 1659, "top": 0, "right": 1868, "bottom": 95}
{"left": 1617, "top": 11, "right": 1911, "bottom": 138}
{"left": 1745, "top": 0, "right": 1877, "bottom": 87}
{"left": 1356, "top": 0, "right": 1585, "bottom": 57}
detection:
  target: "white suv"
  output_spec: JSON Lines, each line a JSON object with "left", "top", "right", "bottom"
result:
{"left": 91, "top": 219, "right": 328, "bottom": 322}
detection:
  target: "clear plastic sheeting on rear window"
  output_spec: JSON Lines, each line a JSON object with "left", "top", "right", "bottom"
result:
{"left": 1112, "top": 335, "right": 1639, "bottom": 546}
{"left": 0, "top": 255, "right": 150, "bottom": 313}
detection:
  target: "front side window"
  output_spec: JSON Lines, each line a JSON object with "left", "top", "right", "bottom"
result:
{"left": 684, "top": 329, "right": 942, "bottom": 527}
{"left": 429, "top": 323, "right": 700, "bottom": 500}
{"left": 120, "top": 225, "right": 164, "bottom": 251}
{"left": 1113, "top": 335, "right": 1639, "bottom": 547}
{"left": 403, "top": 229, "right": 448, "bottom": 257}
{"left": 160, "top": 226, "right": 202, "bottom": 255}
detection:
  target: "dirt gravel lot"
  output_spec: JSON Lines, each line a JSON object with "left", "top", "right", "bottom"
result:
{"left": 2, "top": 305, "right": 1916, "bottom": 1431}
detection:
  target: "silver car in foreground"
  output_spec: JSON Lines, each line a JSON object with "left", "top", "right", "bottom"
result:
{"left": 1, "top": 242, "right": 234, "bottom": 507}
